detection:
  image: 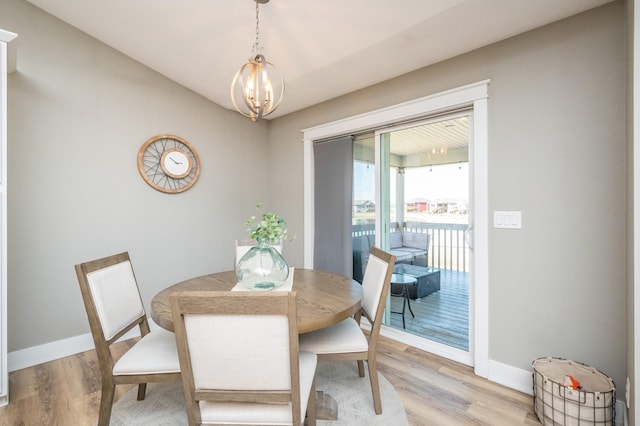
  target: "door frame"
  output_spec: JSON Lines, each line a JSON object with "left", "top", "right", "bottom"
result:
{"left": 0, "top": 28, "right": 17, "bottom": 407}
{"left": 302, "top": 80, "right": 490, "bottom": 377}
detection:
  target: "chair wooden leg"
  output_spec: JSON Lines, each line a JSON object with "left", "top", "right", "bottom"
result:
{"left": 357, "top": 360, "right": 365, "bottom": 377}
{"left": 137, "top": 382, "right": 147, "bottom": 400}
{"left": 306, "top": 376, "right": 317, "bottom": 426}
{"left": 367, "top": 359, "right": 382, "bottom": 415}
{"left": 98, "top": 381, "right": 116, "bottom": 426}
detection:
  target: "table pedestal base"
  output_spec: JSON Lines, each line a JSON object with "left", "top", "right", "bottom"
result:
{"left": 315, "top": 391, "right": 338, "bottom": 420}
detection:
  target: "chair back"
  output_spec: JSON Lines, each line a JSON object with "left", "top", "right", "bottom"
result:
{"left": 235, "top": 239, "right": 282, "bottom": 266}
{"left": 361, "top": 247, "right": 395, "bottom": 331}
{"left": 76, "top": 252, "right": 182, "bottom": 426}
{"left": 171, "top": 291, "right": 307, "bottom": 425}
{"left": 75, "top": 252, "right": 147, "bottom": 344}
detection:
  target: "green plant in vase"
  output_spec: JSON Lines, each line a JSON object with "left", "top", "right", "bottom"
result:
{"left": 244, "top": 201, "right": 291, "bottom": 245}
{"left": 237, "top": 202, "right": 292, "bottom": 290}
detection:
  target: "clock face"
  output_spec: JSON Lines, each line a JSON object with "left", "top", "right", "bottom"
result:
{"left": 161, "top": 148, "right": 191, "bottom": 179}
{"left": 137, "top": 135, "right": 200, "bottom": 194}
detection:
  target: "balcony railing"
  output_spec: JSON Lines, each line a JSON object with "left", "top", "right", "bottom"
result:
{"left": 404, "top": 221, "right": 469, "bottom": 272}
{"left": 352, "top": 221, "right": 470, "bottom": 272}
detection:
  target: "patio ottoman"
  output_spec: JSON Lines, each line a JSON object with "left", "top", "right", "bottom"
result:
{"left": 393, "top": 264, "right": 440, "bottom": 299}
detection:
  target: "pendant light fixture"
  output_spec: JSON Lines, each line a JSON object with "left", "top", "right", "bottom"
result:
{"left": 230, "top": 0, "right": 284, "bottom": 122}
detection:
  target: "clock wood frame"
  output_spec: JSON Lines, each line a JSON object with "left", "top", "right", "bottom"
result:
{"left": 137, "top": 134, "right": 201, "bottom": 194}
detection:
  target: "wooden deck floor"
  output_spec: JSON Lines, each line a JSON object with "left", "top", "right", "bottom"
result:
{"left": 389, "top": 268, "right": 469, "bottom": 350}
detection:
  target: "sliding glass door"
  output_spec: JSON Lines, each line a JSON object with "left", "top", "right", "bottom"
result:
{"left": 353, "top": 112, "right": 472, "bottom": 361}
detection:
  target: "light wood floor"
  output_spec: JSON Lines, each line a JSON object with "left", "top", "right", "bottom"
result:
{"left": 0, "top": 336, "right": 540, "bottom": 426}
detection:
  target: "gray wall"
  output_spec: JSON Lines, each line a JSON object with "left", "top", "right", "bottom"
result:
{"left": 269, "top": 2, "right": 627, "bottom": 390}
{"left": 2, "top": 0, "right": 271, "bottom": 351}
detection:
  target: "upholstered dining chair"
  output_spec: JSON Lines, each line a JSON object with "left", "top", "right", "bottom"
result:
{"left": 234, "top": 238, "right": 282, "bottom": 266}
{"left": 298, "top": 246, "right": 395, "bottom": 415}
{"left": 171, "top": 291, "right": 317, "bottom": 426}
{"left": 75, "top": 252, "right": 181, "bottom": 426}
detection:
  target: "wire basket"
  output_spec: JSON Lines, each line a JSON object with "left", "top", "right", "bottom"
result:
{"left": 532, "top": 357, "right": 615, "bottom": 425}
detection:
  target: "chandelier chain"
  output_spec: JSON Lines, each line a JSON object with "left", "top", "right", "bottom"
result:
{"left": 251, "top": 0, "right": 262, "bottom": 57}
{"left": 231, "top": 0, "right": 284, "bottom": 121}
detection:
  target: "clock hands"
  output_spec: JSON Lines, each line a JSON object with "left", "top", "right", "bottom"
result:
{"left": 169, "top": 156, "right": 183, "bottom": 165}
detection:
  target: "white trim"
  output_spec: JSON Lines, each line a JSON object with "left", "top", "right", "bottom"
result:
{"left": 302, "top": 80, "right": 491, "bottom": 378}
{"left": 471, "top": 96, "right": 489, "bottom": 378}
{"left": 374, "top": 132, "right": 382, "bottom": 248}
{"left": 381, "top": 326, "right": 473, "bottom": 366}
{"left": 303, "top": 139, "right": 314, "bottom": 268}
{"left": 634, "top": 1, "right": 640, "bottom": 424}
{"left": 0, "top": 29, "right": 17, "bottom": 74}
{"left": 487, "top": 360, "right": 533, "bottom": 395}
{"left": 0, "top": 29, "right": 16, "bottom": 407}
{"left": 0, "top": 38, "right": 8, "bottom": 408}
{"left": 302, "top": 80, "right": 490, "bottom": 140}
{"left": 8, "top": 324, "right": 151, "bottom": 372}
{"left": 0, "top": 30, "right": 17, "bottom": 44}
{"left": 9, "top": 333, "right": 96, "bottom": 372}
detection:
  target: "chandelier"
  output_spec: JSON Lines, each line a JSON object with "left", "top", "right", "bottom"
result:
{"left": 428, "top": 144, "right": 448, "bottom": 161}
{"left": 230, "top": 0, "right": 285, "bottom": 122}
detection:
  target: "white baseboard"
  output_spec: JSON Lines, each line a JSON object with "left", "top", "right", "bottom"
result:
{"left": 487, "top": 359, "right": 533, "bottom": 395}
{"left": 7, "top": 326, "right": 147, "bottom": 372}
{"left": 8, "top": 332, "right": 95, "bottom": 372}
{"left": 380, "top": 325, "right": 473, "bottom": 366}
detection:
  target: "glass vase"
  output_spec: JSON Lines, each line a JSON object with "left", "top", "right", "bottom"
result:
{"left": 236, "top": 238, "right": 289, "bottom": 291}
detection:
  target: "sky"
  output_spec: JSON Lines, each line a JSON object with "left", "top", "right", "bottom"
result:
{"left": 354, "top": 162, "right": 469, "bottom": 202}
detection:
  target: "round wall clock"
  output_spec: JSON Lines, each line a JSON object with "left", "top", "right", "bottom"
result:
{"left": 137, "top": 134, "right": 201, "bottom": 194}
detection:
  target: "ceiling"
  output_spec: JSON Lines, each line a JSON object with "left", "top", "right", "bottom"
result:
{"left": 354, "top": 115, "right": 470, "bottom": 166}
{"left": 389, "top": 116, "right": 469, "bottom": 157}
{"left": 25, "top": 0, "right": 614, "bottom": 120}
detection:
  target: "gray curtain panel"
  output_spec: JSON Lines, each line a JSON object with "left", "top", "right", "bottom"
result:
{"left": 313, "top": 135, "right": 354, "bottom": 277}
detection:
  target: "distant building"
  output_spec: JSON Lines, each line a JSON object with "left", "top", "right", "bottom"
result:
{"left": 406, "top": 198, "right": 429, "bottom": 212}
{"left": 405, "top": 198, "right": 468, "bottom": 214}
{"left": 435, "top": 199, "right": 464, "bottom": 214}
{"left": 353, "top": 200, "right": 375, "bottom": 213}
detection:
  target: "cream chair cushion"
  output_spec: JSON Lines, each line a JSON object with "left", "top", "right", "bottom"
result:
{"left": 112, "top": 328, "right": 180, "bottom": 375}
{"left": 299, "top": 318, "right": 368, "bottom": 354}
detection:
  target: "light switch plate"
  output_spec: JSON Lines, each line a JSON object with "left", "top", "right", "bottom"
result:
{"left": 494, "top": 211, "right": 522, "bottom": 229}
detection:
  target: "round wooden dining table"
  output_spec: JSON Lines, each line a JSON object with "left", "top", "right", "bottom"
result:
{"left": 151, "top": 268, "right": 363, "bottom": 334}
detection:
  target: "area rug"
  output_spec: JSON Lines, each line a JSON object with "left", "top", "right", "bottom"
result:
{"left": 108, "top": 362, "right": 408, "bottom": 425}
